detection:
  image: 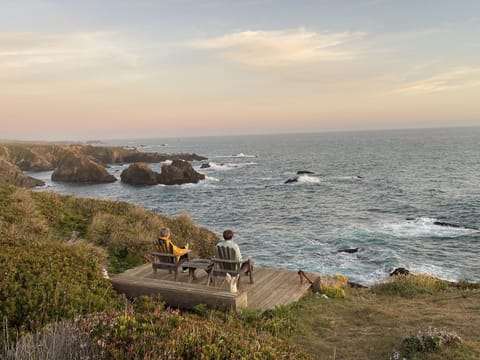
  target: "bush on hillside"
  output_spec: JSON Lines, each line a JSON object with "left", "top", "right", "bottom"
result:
{"left": 371, "top": 274, "right": 449, "bottom": 297}
{"left": 0, "top": 239, "right": 119, "bottom": 333}
{"left": 398, "top": 327, "right": 462, "bottom": 358}
{"left": 77, "top": 297, "right": 312, "bottom": 360}
{"left": 319, "top": 274, "right": 348, "bottom": 298}
{"left": 0, "top": 184, "right": 220, "bottom": 274}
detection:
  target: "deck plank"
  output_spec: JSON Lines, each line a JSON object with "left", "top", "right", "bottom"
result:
{"left": 111, "top": 264, "right": 316, "bottom": 311}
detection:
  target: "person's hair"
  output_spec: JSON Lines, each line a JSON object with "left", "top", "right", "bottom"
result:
{"left": 223, "top": 229, "right": 233, "bottom": 240}
{"left": 159, "top": 227, "right": 171, "bottom": 238}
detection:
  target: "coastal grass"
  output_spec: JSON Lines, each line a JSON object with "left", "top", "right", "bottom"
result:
{"left": 370, "top": 274, "right": 450, "bottom": 297}
{"left": 290, "top": 285, "right": 480, "bottom": 359}
{"left": 0, "top": 184, "right": 220, "bottom": 274}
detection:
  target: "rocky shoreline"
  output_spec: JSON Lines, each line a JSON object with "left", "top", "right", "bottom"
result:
{"left": 0, "top": 143, "right": 207, "bottom": 187}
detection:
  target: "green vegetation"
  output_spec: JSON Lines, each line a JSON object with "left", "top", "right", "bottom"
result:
{"left": 370, "top": 274, "right": 450, "bottom": 297}
{"left": 1, "top": 182, "right": 479, "bottom": 359}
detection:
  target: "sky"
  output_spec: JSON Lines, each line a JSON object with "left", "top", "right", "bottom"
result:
{"left": 1, "top": 0, "right": 479, "bottom": 140}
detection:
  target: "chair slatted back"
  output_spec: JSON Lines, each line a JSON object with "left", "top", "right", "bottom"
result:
{"left": 215, "top": 245, "right": 240, "bottom": 271}
{"left": 155, "top": 239, "right": 175, "bottom": 264}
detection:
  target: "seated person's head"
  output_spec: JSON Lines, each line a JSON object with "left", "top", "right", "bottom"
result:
{"left": 159, "top": 227, "right": 171, "bottom": 239}
{"left": 223, "top": 229, "right": 233, "bottom": 240}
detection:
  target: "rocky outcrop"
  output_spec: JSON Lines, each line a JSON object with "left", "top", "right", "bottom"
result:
{"left": 337, "top": 248, "right": 359, "bottom": 254}
{"left": 157, "top": 160, "right": 205, "bottom": 185}
{"left": 0, "top": 144, "right": 207, "bottom": 171}
{"left": 0, "top": 143, "right": 208, "bottom": 186}
{"left": 84, "top": 146, "right": 207, "bottom": 164}
{"left": 51, "top": 153, "right": 116, "bottom": 183}
{"left": 297, "top": 170, "right": 314, "bottom": 175}
{"left": 0, "top": 145, "right": 55, "bottom": 171}
{"left": 200, "top": 163, "right": 211, "bottom": 169}
{"left": 120, "top": 163, "right": 159, "bottom": 185}
{"left": 120, "top": 160, "right": 205, "bottom": 186}
{"left": 0, "top": 159, "right": 45, "bottom": 188}
{"left": 390, "top": 267, "right": 410, "bottom": 276}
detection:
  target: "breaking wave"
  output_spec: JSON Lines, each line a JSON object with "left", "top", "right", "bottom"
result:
{"left": 296, "top": 174, "right": 321, "bottom": 184}
{"left": 381, "top": 217, "right": 478, "bottom": 238}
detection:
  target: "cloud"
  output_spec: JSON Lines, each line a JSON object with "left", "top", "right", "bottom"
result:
{"left": 395, "top": 67, "right": 480, "bottom": 94}
{"left": 190, "top": 28, "right": 364, "bottom": 67}
{"left": 0, "top": 31, "right": 138, "bottom": 75}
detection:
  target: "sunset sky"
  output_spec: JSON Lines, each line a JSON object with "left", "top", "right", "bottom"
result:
{"left": 1, "top": 0, "right": 479, "bottom": 140}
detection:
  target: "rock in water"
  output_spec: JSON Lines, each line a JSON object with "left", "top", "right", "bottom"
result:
{"left": 390, "top": 267, "right": 410, "bottom": 276}
{"left": 120, "top": 162, "right": 159, "bottom": 185}
{"left": 284, "top": 177, "right": 298, "bottom": 184}
{"left": 337, "top": 248, "right": 359, "bottom": 254}
{"left": 157, "top": 159, "right": 205, "bottom": 185}
{"left": 52, "top": 153, "right": 116, "bottom": 183}
{"left": 297, "top": 170, "right": 315, "bottom": 175}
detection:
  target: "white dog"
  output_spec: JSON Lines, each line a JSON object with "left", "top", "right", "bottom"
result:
{"left": 225, "top": 273, "right": 240, "bottom": 293}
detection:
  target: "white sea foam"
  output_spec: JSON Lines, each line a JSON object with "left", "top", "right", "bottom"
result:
{"left": 204, "top": 175, "right": 219, "bottom": 182}
{"left": 215, "top": 153, "right": 257, "bottom": 158}
{"left": 197, "top": 162, "right": 257, "bottom": 171}
{"left": 296, "top": 174, "right": 321, "bottom": 184}
{"left": 382, "top": 217, "right": 477, "bottom": 238}
{"left": 409, "top": 263, "right": 459, "bottom": 283}
{"left": 162, "top": 160, "right": 173, "bottom": 165}
{"left": 232, "top": 152, "right": 256, "bottom": 158}
{"left": 334, "top": 176, "right": 364, "bottom": 181}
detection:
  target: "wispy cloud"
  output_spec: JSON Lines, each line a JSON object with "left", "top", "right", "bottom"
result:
{"left": 0, "top": 31, "right": 138, "bottom": 75}
{"left": 395, "top": 67, "right": 480, "bottom": 94}
{"left": 190, "top": 28, "right": 364, "bottom": 67}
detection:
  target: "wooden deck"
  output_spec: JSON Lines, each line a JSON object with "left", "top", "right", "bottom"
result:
{"left": 110, "top": 263, "right": 319, "bottom": 311}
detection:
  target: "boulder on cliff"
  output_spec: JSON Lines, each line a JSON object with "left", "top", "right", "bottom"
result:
{"left": 51, "top": 153, "right": 116, "bottom": 183}
{"left": 157, "top": 160, "right": 205, "bottom": 185}
{"left": 0, "top": 159, "right": 45, "bottom": 188}
{"left": 120, "top": 163, "right": 160, "bottom": 185}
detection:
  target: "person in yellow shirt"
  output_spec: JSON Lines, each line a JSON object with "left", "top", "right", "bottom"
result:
{"left": 158, "top": 227, "right": 190, "bottom": 264}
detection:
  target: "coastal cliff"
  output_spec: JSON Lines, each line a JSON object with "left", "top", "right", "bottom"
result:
{"left": 0, "top": 143, "right": 207, "bottom": 187}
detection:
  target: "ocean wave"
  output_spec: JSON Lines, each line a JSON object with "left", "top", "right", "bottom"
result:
{"left": 200, "top": 161, "right": 257, "bottom": 171}
{"left": 296, "top": 175, "right": 321, "bottom": 184}
{"left": 333, "top": 175, "right": 364, "bottom": 181}
{"left": 381, "top": 217, "right": 478, "bottom": 238}
{"left": 204, "top": 175, "right": 219, "bottom": 182}
{"left": 215, "top": 152, "right": 257, "bottom": 158}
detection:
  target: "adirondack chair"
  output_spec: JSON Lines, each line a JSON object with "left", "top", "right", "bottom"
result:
{"left": 151, "top": 238, "right": 189, "bottom": 281}
{"left": 211, "top": 245, "right": 254, "bottom": 289}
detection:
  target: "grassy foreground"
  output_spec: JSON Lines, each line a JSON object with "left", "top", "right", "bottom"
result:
{"left": 1, "top": 183, "right": 479, "bottom": 359}
{"left": 291, "top": 285, "right": 480, "bottom": 359}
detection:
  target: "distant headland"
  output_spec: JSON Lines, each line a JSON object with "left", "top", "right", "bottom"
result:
{"left": 0, "top": 142, "right": 207, "bottom": 187}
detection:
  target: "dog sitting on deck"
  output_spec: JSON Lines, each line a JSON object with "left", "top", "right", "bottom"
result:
{"left": 225, "top": 273, "right": 240, "bottom": 293}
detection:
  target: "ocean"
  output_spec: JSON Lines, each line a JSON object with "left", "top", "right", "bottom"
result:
{"left": 32, "top": 127, "right": 480, "bottom": 285}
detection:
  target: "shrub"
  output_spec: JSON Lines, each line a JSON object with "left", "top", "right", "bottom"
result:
{"left": 371, "top": 274, "right": 449, "bottom": 297}
{"left": 0, "top": 240, "right": 119, "bottom": 333}
{"left": 2, "top": 184, "right": 220, "bottom": 274}
{"left": 319, "top": 274, "right": 348, "bottom": 298}
{"left": 77, "top": 298, "right": 312, "bottom": 360}
{"left": 399, "top": 327, "right": 462, "bottom": 358}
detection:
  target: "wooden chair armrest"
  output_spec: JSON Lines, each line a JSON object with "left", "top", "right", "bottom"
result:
{"left": 211, "top": 258, "right": 241, "bottom": 265}
{"left": 151, "top": 252, "right": 176, "bottom": 258}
